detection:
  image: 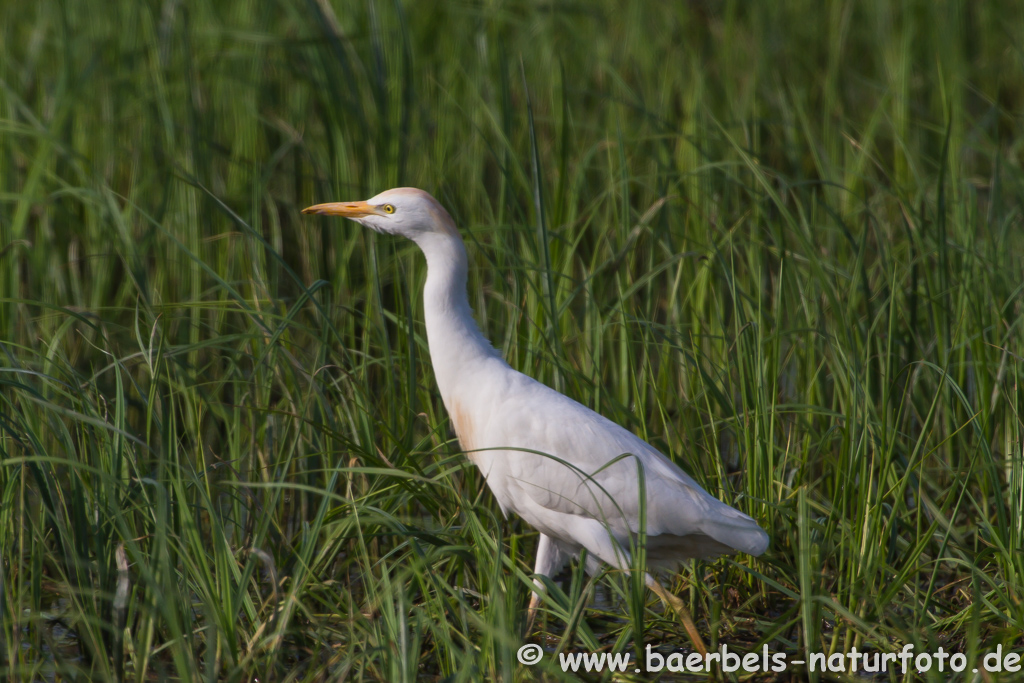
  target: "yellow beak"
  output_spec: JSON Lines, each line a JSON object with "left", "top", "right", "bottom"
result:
{"left": 302, "top": 201, "right": 379, "bottom": 218}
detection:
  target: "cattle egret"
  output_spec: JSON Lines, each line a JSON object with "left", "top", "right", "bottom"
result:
{"left": 304, "top": 188, "right": 768, "bottom": 653}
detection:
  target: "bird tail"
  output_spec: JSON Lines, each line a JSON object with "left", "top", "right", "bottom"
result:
{"left": 700, "top": 503, "right": 769, "bottom": 556}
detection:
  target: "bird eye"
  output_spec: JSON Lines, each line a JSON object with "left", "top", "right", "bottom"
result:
{"left": 383, "top": 204, "right": 395, "bottom": 214}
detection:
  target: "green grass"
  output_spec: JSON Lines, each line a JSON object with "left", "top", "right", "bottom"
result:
{"left": 2, "top": 1, "right": 1023, "bottom": 681}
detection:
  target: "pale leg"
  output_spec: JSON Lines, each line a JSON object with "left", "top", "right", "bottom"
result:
{"left": 646, "top": 574, "right": 708, "bottom": 656}
{"left": 526, "top": 533, "right": 571, "bottom": 632}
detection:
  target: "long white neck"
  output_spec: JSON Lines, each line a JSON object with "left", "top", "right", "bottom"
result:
{"left": 413, "top": 232, "right": 504, "bottom": 404}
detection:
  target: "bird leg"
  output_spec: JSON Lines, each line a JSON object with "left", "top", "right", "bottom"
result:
{"left": 526, "top": 591, "right": 541, "bottom": 634}
{"left": 526, "top": 534, "right": 569, "bottom": 634}
{"left": 647, "top": 577, "right": 708, "bottom": 657}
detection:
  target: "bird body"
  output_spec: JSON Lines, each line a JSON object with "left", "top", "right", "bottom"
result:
{"left": 304, "top": 188, "right": 768, "bottom": 641}
{"left": 438, "top": 352, "right": 767, "bottom": 568}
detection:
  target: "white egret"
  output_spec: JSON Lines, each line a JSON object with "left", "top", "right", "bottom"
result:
{"left": 304, "top": 188, "right": 768, "bottom": 653}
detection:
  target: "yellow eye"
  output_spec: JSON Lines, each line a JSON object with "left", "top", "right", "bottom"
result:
{"left": 383, "top": 204, "right": 395, "bottom": 214}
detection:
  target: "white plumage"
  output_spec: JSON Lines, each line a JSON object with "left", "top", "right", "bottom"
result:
{"left": 304, "top": 187, "right": 768, "bottom": 650}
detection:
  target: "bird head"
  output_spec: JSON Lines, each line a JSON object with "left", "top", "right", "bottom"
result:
{"left": 302, "top": 187, "right": 459, "bottom": 241}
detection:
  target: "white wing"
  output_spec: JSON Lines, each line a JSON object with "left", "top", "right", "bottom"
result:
{"left": 463, "top": 363, "right": 768, "bottom": 567}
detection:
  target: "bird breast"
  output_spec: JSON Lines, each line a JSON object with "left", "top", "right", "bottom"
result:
{"left": 447, "top": 396, "right": 479, "bottom": 454}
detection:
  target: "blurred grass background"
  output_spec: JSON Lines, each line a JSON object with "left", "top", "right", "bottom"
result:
{"left": 1, "top": 0, "right": 1023, "bottom": 680}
